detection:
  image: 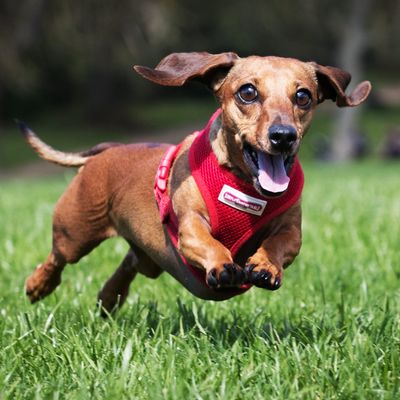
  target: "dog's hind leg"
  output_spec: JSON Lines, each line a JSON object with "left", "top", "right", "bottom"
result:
{"left": 25, "top": 169, "right": 115, "bottom": 303}
{"left": 25, "top": 219, "right": 114, "bottom": 303}
{"left": 97, "top": 246, "right": 162, "bottom": 315}
{"left": 25, "top": 250, "right": 67, "bottom": 304}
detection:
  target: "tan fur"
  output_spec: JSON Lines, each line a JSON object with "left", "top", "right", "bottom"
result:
{"left": 23, "top": 53, "right": 371, "bottom": 313}
{"left": 24, "top": 126, "right": 89, "bottom": 167}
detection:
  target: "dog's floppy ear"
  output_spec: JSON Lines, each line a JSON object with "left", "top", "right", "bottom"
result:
{"left": 134, "top": 52, "right": 239, "bottom": 90}
{"left": 312, "top": 63, "right": 372, "bottom": 107}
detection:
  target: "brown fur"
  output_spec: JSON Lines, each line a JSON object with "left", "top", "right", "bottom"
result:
{"left": 22, "top": 52, "right": 371, "bottom": 314}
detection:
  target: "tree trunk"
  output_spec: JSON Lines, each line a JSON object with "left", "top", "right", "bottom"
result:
{"left": 331, "top": 0, "right": 373, "bottom": 161}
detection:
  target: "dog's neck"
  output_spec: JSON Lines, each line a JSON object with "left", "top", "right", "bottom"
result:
{"left": 209, "top": 113, "right": 249, "bottom": 181}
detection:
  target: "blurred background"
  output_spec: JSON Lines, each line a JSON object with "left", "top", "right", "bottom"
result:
{"left": 0, "top": 0, "right": 399, "bottom": 176}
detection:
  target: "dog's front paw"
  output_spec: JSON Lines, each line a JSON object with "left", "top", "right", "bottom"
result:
{"left": 245, "top": 262, "right": 282, "bottom": 290}
{"left": 206, "top": 263, "right": 245, "bottom": 289}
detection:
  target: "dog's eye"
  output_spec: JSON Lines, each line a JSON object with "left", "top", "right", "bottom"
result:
{"left": 237, "top": 84, "right": 258, "bottom": 104}
{"left": 295, "top": 89, "right": 312, "bottom": 109}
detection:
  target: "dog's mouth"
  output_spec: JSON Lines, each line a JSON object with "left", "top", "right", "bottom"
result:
{"left": 243, "top": 143, "right": 295, "bottom": 197}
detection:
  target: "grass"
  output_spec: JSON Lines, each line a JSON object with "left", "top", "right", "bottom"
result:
{"left": 0, "top": 161, "right": 400, "bottom": 399}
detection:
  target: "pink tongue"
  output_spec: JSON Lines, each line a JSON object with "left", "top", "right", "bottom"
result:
{"left": 257, "top": 152, "right": 290, "bottom": 193}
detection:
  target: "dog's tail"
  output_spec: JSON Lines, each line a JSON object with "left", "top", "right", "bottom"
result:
{"left": 16, "top": 120, "right": 122, "bottom": 167}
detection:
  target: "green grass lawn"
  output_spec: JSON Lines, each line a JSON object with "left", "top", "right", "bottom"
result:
{"left": 0, "top": 161, "right": 399, "bottom": 399}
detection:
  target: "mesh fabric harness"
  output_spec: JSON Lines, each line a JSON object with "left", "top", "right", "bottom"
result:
{"left": 154, "top": 109, "right": 304, "bottom": 298}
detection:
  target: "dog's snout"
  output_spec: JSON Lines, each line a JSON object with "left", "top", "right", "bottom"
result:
{"left": 268, "top": 124, "right": 297, "bottom": 152}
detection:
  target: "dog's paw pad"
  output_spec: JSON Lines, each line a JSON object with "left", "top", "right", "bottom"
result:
{"left": 207, "top": 263, "right": 245, "bottom": 288}
{"left": 220, "top": 263, "right": 245, "bottom": 285}
{"left": 245, "top": 264, "right": 282, "bottom": 290}
{"left": 206, "top": 268, "right": 219, "bottom": 288}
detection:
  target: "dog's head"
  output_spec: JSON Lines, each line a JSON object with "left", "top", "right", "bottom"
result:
{"left": 135, "top": 52, "right": 371, "bottom": 197}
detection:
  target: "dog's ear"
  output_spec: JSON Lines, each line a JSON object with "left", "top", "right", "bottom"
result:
{"left": 311, "top": 63, "right": 372, "bottom": 107}
{"left": 134, "top": 52, "right": 239, "bottom": 91}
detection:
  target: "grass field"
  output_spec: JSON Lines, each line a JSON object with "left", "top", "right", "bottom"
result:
{"left": 0, "top": 161, "right": 399, "bottom": 399}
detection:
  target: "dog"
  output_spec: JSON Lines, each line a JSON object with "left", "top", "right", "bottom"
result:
{"left": 19, "top": 52, "right": 371, "bottom": 314}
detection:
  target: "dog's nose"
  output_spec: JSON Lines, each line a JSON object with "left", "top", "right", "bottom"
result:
{"left": 268, "top": 124, "right": 297, "bottom": 152}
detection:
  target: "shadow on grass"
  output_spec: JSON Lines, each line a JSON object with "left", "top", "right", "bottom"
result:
{"left": 111, "top": 297, "right": 330, "bottom": 348}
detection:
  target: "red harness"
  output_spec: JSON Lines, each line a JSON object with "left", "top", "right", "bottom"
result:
{"left": 154, "top": 109, "right": 304, "bottom": 297}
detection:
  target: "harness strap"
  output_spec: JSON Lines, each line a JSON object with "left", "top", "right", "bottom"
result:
{"left": 154, "top": 143, "right": 182, "bottom": 224}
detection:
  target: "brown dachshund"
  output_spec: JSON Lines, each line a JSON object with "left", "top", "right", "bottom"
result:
{"left": 19, "top": 52, "right": 371, "bottom": 314}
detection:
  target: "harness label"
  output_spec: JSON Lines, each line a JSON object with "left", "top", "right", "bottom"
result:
{"left": 218, "top": 184, "right": 267, "bottom": 216}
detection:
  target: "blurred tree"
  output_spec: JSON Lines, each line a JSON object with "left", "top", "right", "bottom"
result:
{"left": 0, "top": 0, "right": 175, "bottom": 122}
{"left": 0, "top": 0, "right": 46, "bottom": 115}
{"left": 331, "top": 0, "right": 373, "bottom": 161}
{"left": 0, "top": 0, "right": 398, "bottom": 131}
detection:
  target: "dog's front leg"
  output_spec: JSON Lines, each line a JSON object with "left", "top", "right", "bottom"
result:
{"left": 178, "top": 211, "right": 245, "bottom": 288}
{"left": 170, "top": 151, "right": 246, "bottom": 289}
{"left": 245, "top": 202, "right": 302, "bottom": 290}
